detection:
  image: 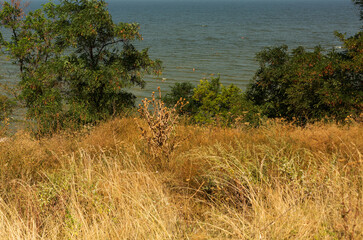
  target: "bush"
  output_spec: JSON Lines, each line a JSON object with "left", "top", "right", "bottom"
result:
{"left": 164, "top": 76, "right": 262, "bottom": 126}
{"left": 246, "top": 36, "right": 362, "bottom": 124}
{"left": 163, "top": 82, "right": 198, "bottom": 115}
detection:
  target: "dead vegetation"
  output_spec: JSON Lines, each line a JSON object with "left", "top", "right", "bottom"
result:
{"left": 137, "top": 87, "right": 186, "bottom": 162}
{"left": 0, "top": 117, "right": 362, "bottom": 239}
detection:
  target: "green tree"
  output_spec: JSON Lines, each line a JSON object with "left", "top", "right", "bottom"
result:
{"left": 246, "top": 39, "right": 362, "bottom": 123}
{"left": 0, "top": 0, "right": 62, "bottom": 132}
{"left": 0, "top": 0, "right": 161, "bottom": 133}
{"left": 246, "top": 0, "right": 362, "bottom": 124}
{"left": 54, "top": 0, "right": 161, "bottom": 123}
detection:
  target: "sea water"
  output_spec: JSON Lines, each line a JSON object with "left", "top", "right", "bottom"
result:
{"left": 0, "top": 0, "right": 361, "bottom": 99}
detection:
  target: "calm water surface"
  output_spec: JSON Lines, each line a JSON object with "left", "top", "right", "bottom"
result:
{"left": 0, "top": 0, "right": 361, "bottom": 99}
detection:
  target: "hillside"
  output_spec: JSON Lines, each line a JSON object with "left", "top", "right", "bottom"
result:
{"left": 0, "top": 118, "right": 362, "bottom": 239}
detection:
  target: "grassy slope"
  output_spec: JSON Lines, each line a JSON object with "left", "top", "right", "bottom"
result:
{"left": 0, "top": 118, "right": 362, "bottom": 239}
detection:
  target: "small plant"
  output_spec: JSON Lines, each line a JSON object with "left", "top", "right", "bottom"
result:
{"left": 137, "top": 87, "right": 186, "bottom": 161}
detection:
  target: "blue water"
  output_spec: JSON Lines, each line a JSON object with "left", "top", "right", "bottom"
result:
{"left": 1, "top": 0, "right": 361, "bottom": 99}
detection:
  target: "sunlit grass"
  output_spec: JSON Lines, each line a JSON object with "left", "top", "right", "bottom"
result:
{"left": 0, "top": 117, "right": 362, "bottom": 239}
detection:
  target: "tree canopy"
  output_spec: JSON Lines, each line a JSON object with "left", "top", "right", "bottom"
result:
{"left": 246, "top": 2, "right": 363, "bottom": 124}
{"left": 0, "top": 0, "right": 161, "bottom": 133}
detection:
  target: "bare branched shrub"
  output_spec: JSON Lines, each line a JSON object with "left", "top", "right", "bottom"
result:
{"left": 137, "top": 87, "right": 186, "bottom": 160}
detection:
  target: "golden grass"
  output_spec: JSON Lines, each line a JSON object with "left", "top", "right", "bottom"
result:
{"left": 0, "top": 117, "right": 362, "bottom": 239}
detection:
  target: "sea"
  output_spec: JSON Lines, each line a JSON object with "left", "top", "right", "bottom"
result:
{"left": 0, "top": 0, "right": 361, "bottom": 100}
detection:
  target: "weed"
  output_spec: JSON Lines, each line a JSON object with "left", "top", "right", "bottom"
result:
{"left": 137, "top": 87, "right": 186, "bottom": 162}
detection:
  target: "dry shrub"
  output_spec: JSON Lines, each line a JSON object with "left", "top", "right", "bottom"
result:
{"left": 137, "top": 87, "right": 186, "bottom": 161}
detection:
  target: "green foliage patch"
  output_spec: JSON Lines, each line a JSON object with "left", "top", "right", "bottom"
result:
{"left": 0, "top": 0, "right": 161, "bottom": 134}
{"left": 246, "top": 33, "right": 362, "bottom": 124}
{"left": 163, "top": 76, "right": 262, "bottom": 126}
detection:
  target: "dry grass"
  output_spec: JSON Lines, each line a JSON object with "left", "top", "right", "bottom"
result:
{"left": 0, "top": 117, "right": 362, "bottom": 239}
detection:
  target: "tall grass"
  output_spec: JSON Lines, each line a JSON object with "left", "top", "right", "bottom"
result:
{"left": 0, "top": 118, "right": 362, "bottom": 239}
